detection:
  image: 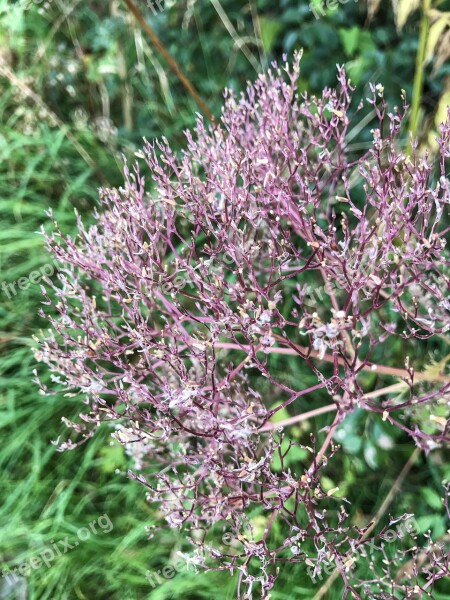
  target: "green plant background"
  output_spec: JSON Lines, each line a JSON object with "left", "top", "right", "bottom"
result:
{"left": 0, "top": 1, "right": 449, "bottom": 598}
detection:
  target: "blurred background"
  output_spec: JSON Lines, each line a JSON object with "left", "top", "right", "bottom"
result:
{"left": 0, "top": 0, "right": 450, "bottom": 598}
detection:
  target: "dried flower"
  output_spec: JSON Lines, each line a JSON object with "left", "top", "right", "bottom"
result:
{"left": 35, "top": 52, "right": 450, "bottom": 598}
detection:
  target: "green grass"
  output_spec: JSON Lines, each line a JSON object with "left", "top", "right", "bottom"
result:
{"left": 1, "top": 1, "right": 450, "bottom": 599}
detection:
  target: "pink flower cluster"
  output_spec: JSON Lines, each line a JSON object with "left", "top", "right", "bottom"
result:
{"left": 35, "top": 53, "right": 450, "bottom": 598}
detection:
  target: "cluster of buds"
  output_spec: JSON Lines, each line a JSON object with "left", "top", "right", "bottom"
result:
{"left": 35, "top": 53, "right": 450, "bottom": 597}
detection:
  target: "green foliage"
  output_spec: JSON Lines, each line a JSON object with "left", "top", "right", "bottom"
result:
{"left": 0, "top": 0, "right": 449, "bottom": 598}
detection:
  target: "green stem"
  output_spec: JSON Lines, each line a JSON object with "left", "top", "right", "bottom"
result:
{"left": 410, "top": 0, "right": 432, "bottom": 139}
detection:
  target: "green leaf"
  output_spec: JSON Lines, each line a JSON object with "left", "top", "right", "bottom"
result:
{"left": 421, "top": 487, "right": 443, "bottom": 511}
{"left": 269, "top": 405, "right": 291, "bottom": 423}
{"left": 98, "top": 442, "right": 125, "bottom": 474}
{"left": 271, "top": 438, "right": 308, "bottom": 472}
{"left": 415, "top": 514, "right": 445, "bottom": 538}
{"left": 339, "top": 26, "right": 361, "bottom": 58}
{"left": 425, "top": 13, "right": 450, "bottom": 64}
{"left": 363, "top": 441, "right": 378, "bottom": 469}
{"left": 334, "top": 430, "right": 362, "bottom": 454}
{"left": 258, "top": 17, "right": 283, "bottom": 53}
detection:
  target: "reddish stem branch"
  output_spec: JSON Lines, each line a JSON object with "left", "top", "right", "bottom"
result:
{"left": 214, "top": 340, "right": 449, "bottom": 383}
{"left": 258, "top": 403, "right": 337, "bottom": 432}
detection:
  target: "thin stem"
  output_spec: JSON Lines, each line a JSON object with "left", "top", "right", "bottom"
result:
{"left": 362, "top": 446, "right": 422, "bottom": 541}
{"left": 313, "top": 413, "right": 341, "bottom": 469}
{"left": 259, "top": 403, "right": 337, "bottom": 433}
{"left": 410, "top": 0, "right": 432, "bottom": 139}
{"left": 123, "top": 0, "right": 213, "bottom": 121}
{"left": 363, "top": 382, "right": 408, "bottom": 400}
{"left": 213, "top": 340, "right": 449, "bottom": 383}
{"left": 259, "top": 383, "right": 407, "bottom": 433}
{"left": 210, "top": 0, "right": 260, "bottom": 72}
{"left": 312, "top": 447, "right": 422, "bottom": 600}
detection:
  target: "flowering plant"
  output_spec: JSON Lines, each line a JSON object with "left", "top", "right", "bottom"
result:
{"left": 35, "top": 53, "right": 450, "bottom": 598}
